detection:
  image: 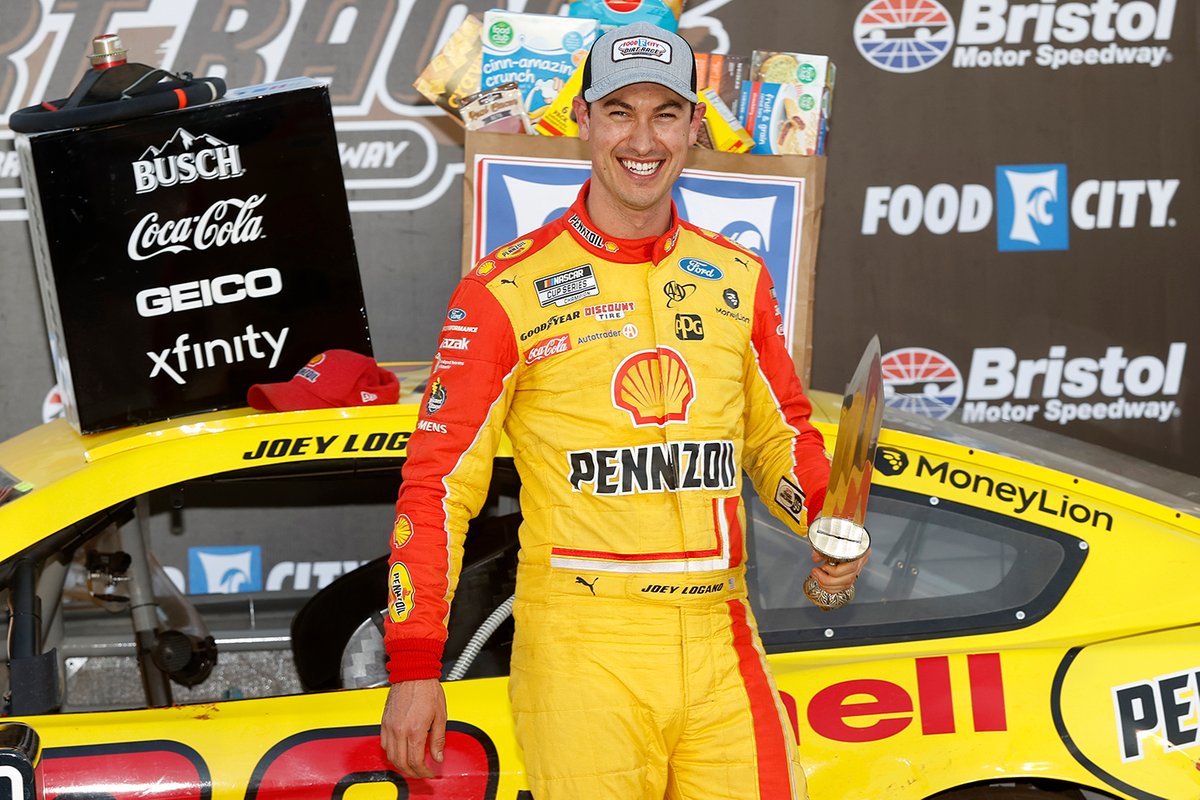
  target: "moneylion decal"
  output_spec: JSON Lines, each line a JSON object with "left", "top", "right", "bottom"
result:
{"left": 567, "top": 440, "right": 737, "bottom": 495}
{"left": 915, "top": 455, "right": 1114, "bottom": 531}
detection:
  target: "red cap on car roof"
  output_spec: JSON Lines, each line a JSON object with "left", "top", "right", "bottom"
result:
{"left": 247, "top": 350, "right": 399, "bottom": 411}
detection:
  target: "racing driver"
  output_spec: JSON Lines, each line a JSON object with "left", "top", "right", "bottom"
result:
{"left": 380, "top": 21, "right": 865, "bottom": 799}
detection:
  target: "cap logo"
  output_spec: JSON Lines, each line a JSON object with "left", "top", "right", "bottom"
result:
{"left": 612, "top": 36, "right": 671, "bottom": 64}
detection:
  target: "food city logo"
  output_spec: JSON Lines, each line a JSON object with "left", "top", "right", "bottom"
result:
{"left": 881, "top": 343, "right": 1186, "bottom": 426}
{"left": 612, "top": 347, "right": 695, "bottom": 426}
{"left": 132, "top": 128, "right": 245, "bottom": 194}
{"left": 854, "top": 0, "right": 1176, "bottom": 74}
{"left": 862, "top": 164, "right": 1179, "bottom": 251}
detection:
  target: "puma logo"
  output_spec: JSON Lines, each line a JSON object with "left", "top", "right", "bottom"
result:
{"left": 500, "top": 277, "right": 518, "bottom": 286}
{"left": 575, "top": 576, "right": 598, "bottom": 596}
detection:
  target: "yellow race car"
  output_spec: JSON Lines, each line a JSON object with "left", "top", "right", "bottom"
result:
{"left": 0, "top": 364, "right": 1196, "bottom": 799}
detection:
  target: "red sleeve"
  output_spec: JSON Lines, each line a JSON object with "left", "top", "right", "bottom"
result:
{"left": 742, "top": 267, "right": 829, "bottom": 532}
{"left": 384, "top": 278, "right": 518, "bottom": 681}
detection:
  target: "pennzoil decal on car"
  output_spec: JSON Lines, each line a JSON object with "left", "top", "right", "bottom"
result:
{"left": 1111, "top": 665, "right": 1200, "bottom": 762}
{"left": 612, "top": 347, "right": 695, "bottom": 426}
{"left": 388, "top": 562, "right": 415, "bottom": 622}
{"left": 535, "top": 264, "right": 600, "bottom": 308}
{"left": 497, "top": 238, "right": 533, "bottom": 259}
{"left": 241, "top": 432, "right": 410, "bottom": 461}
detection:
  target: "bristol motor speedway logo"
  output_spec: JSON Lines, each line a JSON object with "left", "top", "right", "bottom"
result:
{"left": 882, "top": 343, "right": 1186, "bottom": 426}
{"left": 855, "top": 0, "right": 1176, "bottom": 74}
{"left": 862, "top": 164, "right": 1179, "bottom": 250}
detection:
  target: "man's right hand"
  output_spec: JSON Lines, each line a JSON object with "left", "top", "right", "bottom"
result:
{"left": 380, "top": 678, "right": 447, "bottom": 778}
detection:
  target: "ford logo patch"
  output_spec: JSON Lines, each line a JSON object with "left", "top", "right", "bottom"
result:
{"left": 447, "top": 307, "right": 467, "bottom": 321}
{"left": 678, "top": 258, "right": 723, "bottom": 281}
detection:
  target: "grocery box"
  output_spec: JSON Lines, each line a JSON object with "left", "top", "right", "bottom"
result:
{"left": 481, "top": 11, "right": 597, "bottom": 123}
{"left": 742, "top": 52, "right": 835, "bottom": 155}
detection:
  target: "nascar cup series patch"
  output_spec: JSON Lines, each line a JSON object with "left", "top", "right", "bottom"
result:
{"left": 535, "top": 264, "right": 600, "bottom": 307}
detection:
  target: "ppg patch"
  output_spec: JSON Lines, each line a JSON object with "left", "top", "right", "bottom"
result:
{"left": 535, "top": 264, "right": 600, "bottom": 307}
{"left": 774, "top": 477, "right": 806, "bottom": 523}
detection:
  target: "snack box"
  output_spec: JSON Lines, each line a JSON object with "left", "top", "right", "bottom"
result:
{"left": 481, "top": 10, "right": 597, "bottom": 122}
{"left": 697, "top": 87, "right": 754, "bottom": 153}
{"left": 741, "top": 52, "right": 835, "bottom": 155}
{"left": 413, "top": 14, "right": 483, "bottom": 123}
{"left": 695, "top": 52, "right": 750, "bottom": 118}
{"left": 534, "top": 64, "right": 585, "bottom": 137}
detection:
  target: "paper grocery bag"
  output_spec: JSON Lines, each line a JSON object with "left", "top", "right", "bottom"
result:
{"left": 462, "top": 131, "right": 826, "bottom": 382}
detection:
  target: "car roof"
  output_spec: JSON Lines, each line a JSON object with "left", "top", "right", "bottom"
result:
{"left": 0, "top": 371, "right": 1195, "bottom": 542}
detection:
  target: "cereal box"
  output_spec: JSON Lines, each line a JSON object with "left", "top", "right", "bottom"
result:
{"left": 481, "top": 11, "right": 597, "bottom": 122}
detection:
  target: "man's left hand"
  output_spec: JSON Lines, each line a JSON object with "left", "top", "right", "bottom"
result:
{"left": 809, "top": 547, "right": 871, "bottom": 594}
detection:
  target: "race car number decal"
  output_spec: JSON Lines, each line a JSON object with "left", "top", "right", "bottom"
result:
{"left": 35, "top": 724, "right": 499, "bottom": 800}
{"left": 40, "top": 740, "right": 209, "bottom": 799}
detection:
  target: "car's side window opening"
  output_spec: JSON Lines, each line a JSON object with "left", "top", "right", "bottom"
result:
{"left": 745, "top": 482, "right": 1085, "bottom": 651}
{"left": 8, "top": 458, "right": 520, "bottom": 714}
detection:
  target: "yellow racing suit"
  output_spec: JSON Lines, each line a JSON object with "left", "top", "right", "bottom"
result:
{"left": 385, "top": 183, "right": 829, "bottom": 799}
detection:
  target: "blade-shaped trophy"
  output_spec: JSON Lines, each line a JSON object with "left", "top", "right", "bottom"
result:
{"left": 804, "top": 336, "right": 884, "bottom": 610}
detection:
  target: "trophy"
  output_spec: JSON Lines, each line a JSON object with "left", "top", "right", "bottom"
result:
{"left": 804, "top": 336, "right": 884, "bottom": 610}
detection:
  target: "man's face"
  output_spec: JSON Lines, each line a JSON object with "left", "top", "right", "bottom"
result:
{"left": 573, "top": 83, "right": 705, "bottom": 219}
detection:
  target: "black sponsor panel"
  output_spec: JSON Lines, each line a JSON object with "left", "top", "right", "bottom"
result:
{"left": 17, "top": 79, "right": 370, "bottom": 432}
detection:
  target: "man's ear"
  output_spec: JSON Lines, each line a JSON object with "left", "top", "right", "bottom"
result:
{"left": 573, "top": 96, "right": 590, "bottom": 141}
{"left": 688, "top": 102, "right": 707, "bottom": 146}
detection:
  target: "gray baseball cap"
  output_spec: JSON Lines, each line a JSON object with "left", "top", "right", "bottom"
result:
{"left": 581, "top": 22, "right": 698, "bottom": 104}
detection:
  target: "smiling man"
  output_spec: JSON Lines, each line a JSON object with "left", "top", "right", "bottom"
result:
{"left": 380, "top": 21, "right": 863, "bottom": 800}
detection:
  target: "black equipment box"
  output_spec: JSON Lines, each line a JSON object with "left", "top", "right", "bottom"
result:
{"left": 17, "top": 78, "right": 371, "bottom": 433}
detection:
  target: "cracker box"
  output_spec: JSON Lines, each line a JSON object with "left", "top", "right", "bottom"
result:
{"left": 741, "top": 52, "right": 835, "bottom": 156}
{"left": 481, "top": 11, "right": 597, "bottom": 123}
